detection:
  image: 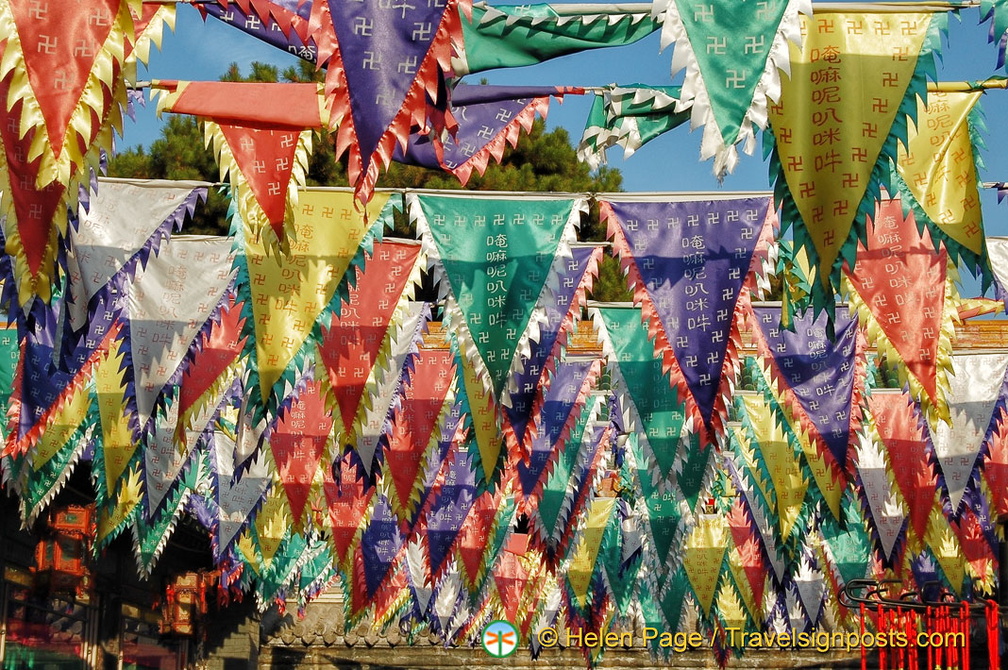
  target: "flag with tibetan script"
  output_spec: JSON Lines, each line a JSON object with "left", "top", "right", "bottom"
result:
{"left": 652, "top": 0, "right": 810, "bottom": 178}
{"left": 396, "top": 84, "right": 580, "bottom": 186}
{"left": 507, "top": 244, "right": 602, "bottom": 452}
{"left": 866, "top": 390, "right": 936, "bottom": 546}
{"left": 155, "top": 80, "right": 327, "bottom": 249}
{"left": 577, "top": 85, "right": 690, "bottom": 170}
{"left": 454, "top": 2, "right": 658, "bottom": 75}
{"left": 236, "top": 189, "right": 392, "bottom": 417}
{"left": 317, "top": 239, "right": 424, "bottom": 447}
{"left": 767, "top": 9, "right": 946, "bottom": 312}
{"left": 0, "top": 0, "right": 140, "bottom": 302}
{"left": 315, "top": 0, "right": 465, "bottom": 206}
{"left": 128, "top": 236, "right": 236, "bottom": 431}
{"left": 928, "top": 354, "right": 1008, "bottom": 514}
{"left": 411, "top": 192, "right": 585, "bottom": 476}
{"left": 844, "top": 198, "right": 958, "bottom": 425}
{"left": 749, "top": 305, "right": 865, "bottom": 498}
{"left": 602, "top": 195, "right": 775, "bottom": 439}
{"left": 892, "top": 88, "right": 988, "bottom": 277}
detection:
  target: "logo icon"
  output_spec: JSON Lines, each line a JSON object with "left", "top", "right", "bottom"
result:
{"left": 482, "top": 619, "right": 519, "bottom": 657}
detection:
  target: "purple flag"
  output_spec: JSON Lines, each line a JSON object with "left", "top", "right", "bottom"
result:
{"left": 517, "top": 357, "right": 600, "bottom": 499}
{"left": 424, "top": 446, "right": 477, "bottom": 580}
{"left": 506, "top": 244, "right": 600, "bottom": 449}
{"left": 752, "top": 306, "right": 861, "bottom": 471}
{"left": 396, "top": 84, "right": 580, "bottom": 185}
{"left": 361, "top": 494, "right": 405, "bottom": 597}
{"left": 323, "top": 0, "right": 461, "bottom": 204}
{"left": 603, "top": 196, "right": 773, "bottom": 435}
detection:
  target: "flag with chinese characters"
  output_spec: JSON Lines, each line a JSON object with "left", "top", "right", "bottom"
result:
{"left": 652, "top": 0, "right": 810, "bottom": 177}
{"left": 892, "top": 88, "right": 988, "bottom": 276}
{"left": 411, "top": 192, "right": 585, "bottom": 478}
{"left": 602, "top": 195, "right": 775, "bottom": 440}
{"left": 844, "top": 198, "right": 958, "bottom": 425}
{"left": 577, "top": 85, "right": 690, "bottom": 170}
{"left": 768, "top": 9, "right": 946, "bottom": 311}
{"left": 155, "top": 80, "right": 326, "bottom": 248}
{"left": 749, "top": 305, "right": 865, "bottom": 512}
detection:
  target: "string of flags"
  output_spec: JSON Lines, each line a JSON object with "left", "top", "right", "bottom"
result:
{"left": 2, "top": 0, "right": 1008, "bottom": 665}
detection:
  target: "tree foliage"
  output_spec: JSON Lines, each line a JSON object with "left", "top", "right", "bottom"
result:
{"left": 109, "top": 62, "right": 631, "bottom": 299}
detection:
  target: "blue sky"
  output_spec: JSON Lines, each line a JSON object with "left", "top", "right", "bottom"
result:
{"left": 123, "top": 3, "right": 1008, "bottom": 256}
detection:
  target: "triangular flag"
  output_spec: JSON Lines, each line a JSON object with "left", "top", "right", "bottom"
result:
{"left": 455, "top": 2, "right": 658, "bottom": 75}
{"left": 506, "top": 244, "right": 601, "bottom": 450}
{"left": 382, "top": 349, "right": 455, "bottom": 520}
{"left": 845, "top": 198, "right": 956, "bottom": 423}
{"left": 682, "top": 516, "right": 728, "bottom": 617}
{"left": 241, "top": 189, "right": 390, "bottom": 409}
{"left": 67, "top": 178, "right": 206, "bottom": 331}
{"left": 893, "top": 89, "right": 987, "bottom": 273}
{"left": 322, "top": 451, "right": 374, "bottom": 568}
{"left": 567, "top": 496, "right": 616, "bottom": 609}
{"left": 577, "top": 85, "right": 690, "bottom": 169}
{"left": 397, "top": 84, "right": 579, "bottom": 185}
{"left": 768, "top": 9, "right": 945, "bottom": 307}
{"left": 355, "top": 302, "right": 428, "bottom": 474}
{"left": 857, "top": 413, "right": 906, "bottom": 562}
{"left": 155, "top": 80, "right": 327, "bottom": 246}
{"left": 594, "top": 305, "right": 687, "bottom": 478}
{"left": 269, "top": 379, "right": 333, "bottom": 525}
{"left": 929, "top": 354, "right": 1008, "bottom": 512}
{"left": 750, "top": 305, "right": 863, "bottom": 474}
{"left": 212, "top": 428, "right": 271, "bottom": 558}
{"left": 318, "top": 240, "right": 423, "bottom": 442}
{"left": 603, "top": 195, "right": 774, "bottom": 436}
{"left": 515, "top": 357, "right": 602, "bottom": 501}
{"left": 652, "top": 0, "right": 810, "bottom": 176}
{"left": 129, "top": 236, "right": 235, "bottom": 428}
{"left": 319, "top": 0, "right": 464, "bottom": 204}
{"left": 868, "top": 390, "right": 936, "bottom": 542}
{"left": 424, "top": 444, "right": 477, "bottom": 581}
{"left": 143, "top": 393, "right": 190, "bottom": 516}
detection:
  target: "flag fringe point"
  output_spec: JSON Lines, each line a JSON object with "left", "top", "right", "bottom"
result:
{"left": 128, "top": 4, "right": 175, "bottom": 68}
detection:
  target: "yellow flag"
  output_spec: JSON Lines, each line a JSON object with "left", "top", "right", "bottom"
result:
{"left": 567, "top": 497, "right": 616, "bottom": 608}
{"left": 96, "top": 338, "right": 136, "bottom": 490}
{"left": 31, "top": 381, "right": 90, "bottom": 470}
{"left": 459, "top": 356, "right": 503, "bottom": 482}
{"left": 246, "top": 190, "right": 388, "bottom": 400}
{"left": 897, "top": 90, "right": 984, "bottom": 255}
{"left": 741, "top": 394, "right": 807, "bottom": 540}
{"left": 770, "top": 12, "right": 935, "bottom": 292}
{"left": 682, "top": 515, "right": 728, "bottom": 616}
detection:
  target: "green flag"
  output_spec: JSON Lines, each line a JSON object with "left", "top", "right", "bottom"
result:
{"left": 456, "top": 2, "right": 659, "bottom": 75}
